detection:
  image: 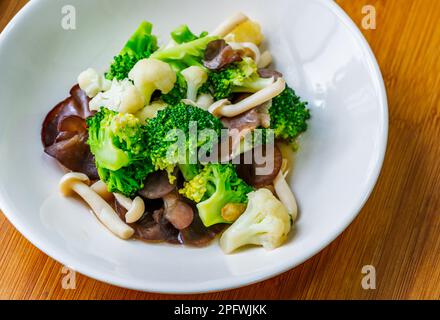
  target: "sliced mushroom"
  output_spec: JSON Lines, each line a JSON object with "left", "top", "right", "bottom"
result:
{"left": 138, "top": 170, "right": 176, "bottom": 199}
{"left": 42, "top": 84, "right": 98, "bottom": 179}
{"left": 163, "top": 192, "right": 194, "bottom": 230}
{"left": 211, "top": 12, "right": 249, "bottom": 37}
{"left": 258, "top": 68, "right": 283, "bottom": 80}
{"left": 179, "top": 212, "right": 223, "bottom": 247}
{"left": 273, "top": 159, "right": 298, "bottom": 221}
{"left": 203, "top": 39, "right": 242, "bottom": 70}
{"left": 114, "top": 193, "right": 145, "bottom": 224}
{"left": 236, "top": 144, "right": 283, "bottom": 188}
{"left": 258, "top": 51, "right": 273, "bottom": 69}
{"left": 45, "top": 132, "right": 99, "bottom": 180}
{"left": 59, "top": 173, "right": 134, "bottom": 239}
{"left": 132, "top": 208, "right": 179, "bottom": 243}
{"left": 209, "top": 78, "right": 286, "bottom": 118}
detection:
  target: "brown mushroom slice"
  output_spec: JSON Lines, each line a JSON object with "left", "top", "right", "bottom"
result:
{"left": 179, "top": 213, "right": 222, "bottom": 247}
{"left": 163, "top": 192, "right": 194, "bottom": 230}
{"left": 42, "top": 85, "right": 98, "bottom": 179}
{"left": 258, "top": 68, "right": 283, "bottom": 80}
{"left": 236, "top": 144, "right": 283, "bottom": 188}
{"left": 114, "top": 199, "right": 179, "bottom": 243}
{"left": 222, "top": 108, "right": 261, "bottom": 134}
{"left": 42, "top": 84, "right": 92, "bottom": 148}
{"left": 203, "top": 39, "right": 242, "bottom": 70}
{"left": 138, "top": 170, "right": 177, "bottom": 199}
{"left": 57, "top": 115, "right": 87, "bottom": 133}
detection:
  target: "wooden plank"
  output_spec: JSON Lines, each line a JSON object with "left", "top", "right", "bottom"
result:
{"left": 0, "top": 0, "right": 439, "bottom": 299}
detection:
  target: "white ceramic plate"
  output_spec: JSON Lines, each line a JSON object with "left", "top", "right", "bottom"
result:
{"left": 0, "top": 0, "right": 387, "bottom": 293}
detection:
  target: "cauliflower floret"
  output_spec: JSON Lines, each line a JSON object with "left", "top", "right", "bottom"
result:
{"left": 89, "top": 79, "right": 145, "bottom": 114}
{"left": 181, "top": 66, "right": 208, "bottom": 102}
{"left": 78, "top": 68, "right": 111, "bottom": 98}
{"left": 224, "top": 20, "right": 264, "bottom": 46}
{"left": 128, "top": 58, "right": 176, "bottom": 105}
{"left": 220, "top": 188, "right": 292, "bottom": 254}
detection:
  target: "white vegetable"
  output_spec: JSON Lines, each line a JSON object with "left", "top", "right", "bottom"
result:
{"left": 209, "top": 78, "right": 286, "bottom": 118}
{"left": 78, "top": 68, "right": 111, "bottom": 98}
{"left": 220, "top": 188, "right": 291, "bottom": 254}
{"left": 196, "top": 93, "right": 214, "bottom": 110}
{"left": 128, "top": 58, "right": 176, "bottom": 105}
{"left": 211, "top": 12, "right": 249, "bottom": 37}
{"left": 135, "top": 100, "right": 168, "bottom": 123}
{"left": 228, "top": 42, "right": 261, "bottom": 65}
{"left": 181, "top": 66, "right": 208, "bottom": 102}
{"left": 59, "top": 173, "right": 134, "bottom": 240}
{"left": 89, "top": 79, "right": 145, "bottom": 114}
{"left": 258, "top": 51, "right": 273, "bottom": 69}
{"left": 90, "top": 180, "right": 113, "bottom": 202}
{"left": 114, "top": 194, "right": 145, "bottom": 224}
{"left": 274, "top": 159, "right": 298, "bottom": 220}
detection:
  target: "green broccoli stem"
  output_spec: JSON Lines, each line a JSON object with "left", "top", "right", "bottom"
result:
{"left": 197, "top": 180, "right": 233, "bottom": 227}
{"left": 178, "top": 163, "right": 200, "bottom": 181}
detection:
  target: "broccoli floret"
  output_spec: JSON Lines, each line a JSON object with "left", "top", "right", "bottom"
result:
{"left": 145, "top": 103, "right": 224, "bottom": 180}
{"left": 171, "top": 25, "right": 208, "bottom": 44}
{"left": 270, "top": 86, "right": 311, "bottom": 143}
{"left": 106, "top": 21, "right": 158, "bottom": 81}
{"left": 161, "top": 72, "right": 187, "bottom": 105}
{"left": 207, "top": 57, "right": 273, "bottom": 100}
{"left": 97, "top": 161, "right": 153, "bottom": 197}
{"left": 180, "top": 164, "right": 253, "bottom": 227}
{"left": 151, "top": 36, "right": 218, "bottom": 69}
{"left": 86, "top": 108, "right": 153, "bottom": 196}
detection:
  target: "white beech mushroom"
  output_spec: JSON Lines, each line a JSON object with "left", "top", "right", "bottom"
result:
{"left": 273, "top": 159, "right": 298, "bottom": 221}
{"left": 59, "top": 173, "right": 134, "bottom": 239}
{"left": 211, "top": 12, "right": 249, "bottom": 37}
{"left": 114, "top": 193, "right": 145, "bottom": 224}
{"left": 209, "top": 78, "right": 286, "bottom": 118}
{"left": 258, "top": 51, "right": 273, "bottom": 69}
{"left": 228, "top": 42, "right": 261, "bottom": 64}
{"left": 90, "top": 180, "right": 114, "bottom": 202}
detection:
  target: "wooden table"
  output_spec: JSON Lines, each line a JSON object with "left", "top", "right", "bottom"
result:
{"left": 1, "top": 0, "right": 439, "bottom": 300}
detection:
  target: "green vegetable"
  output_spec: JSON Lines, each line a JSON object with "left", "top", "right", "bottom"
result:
{"left": 145, "top": 102, "right": 224, "bottom": 180}
{"left": 86, "top": 108, "right": 153, "bottom": 196}
{"left": 207, "top": 58, "right": 273, "bottom": 100}
{"left": 171, "top": 25, "right": 208, "bottom": 44}
{"left": 180, "top": 163, "right": 253, "bottom": 227}
{"left": 106, "top": 21, "right": 158, "bottom": 80}
{"left": 270, "top": 86, "right": 311, "bottom": 143}
{"left": 151, "top": 36, "right": 218, "bottom": 69}
{"left": 178, "top": 163, "right": 201, "bottom": 181}
{"left": 161, "top": 72, "right": 187, "bottom": 105}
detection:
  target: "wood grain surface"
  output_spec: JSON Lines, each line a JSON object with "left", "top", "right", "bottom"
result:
{"left": 1, "top": 0, "right": 439, "bottom": 300}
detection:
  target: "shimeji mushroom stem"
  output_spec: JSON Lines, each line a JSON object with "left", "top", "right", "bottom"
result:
{"left": 211, "top": 12, "right": 249, "bottom": 37}
{"left": 210, "top": 78, "right": 286, "bottom": 118}
{"left": 114, "top": 193, "right": 145, "bottom": 224}
{"left": 273, "top": 160, "right": 298, "bottom": 221}
{"left": 60, "top": 173, "right": 134, "bottom": 240}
